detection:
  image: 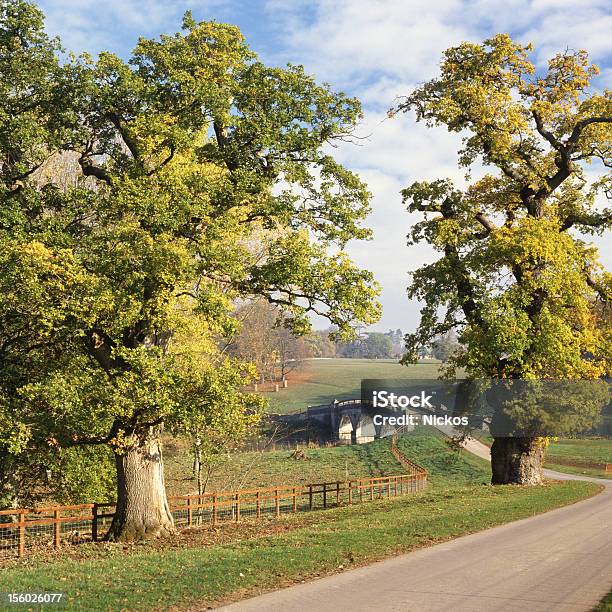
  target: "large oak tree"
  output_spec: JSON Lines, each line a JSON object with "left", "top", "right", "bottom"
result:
{"left": 396, "top": 35, "right": 611, "bottom": 484}
{"left": 0, "top": 2, "right": 380, "bottom": 539}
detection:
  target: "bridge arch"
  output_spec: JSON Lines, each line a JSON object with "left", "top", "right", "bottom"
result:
{"left": 338, "top": 414, "right": 354, "bottom": 443}
{"left": 355, "top": 414, "right": 376, "bottom": 444}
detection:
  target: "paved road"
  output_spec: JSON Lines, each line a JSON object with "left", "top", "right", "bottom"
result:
{"left": 219, "top": 440, "right": 612, "bottom": 612}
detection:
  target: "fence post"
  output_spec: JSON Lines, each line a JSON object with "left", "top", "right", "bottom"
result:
{"left": 323, "top": 483, "right": 327, "bottom": 508}
{"left": 292, "top": 488, "right": 297, "bottom": 513}
{"left": 370, "top": 479, "right": 374, "bottom": 501}
{"left": 92, "top": 503, "right": 98, "bottom": 542}
{"left": 309, "top": 485, "right": 313, "bottom": 510}
{"left": 275, "top": 487, "right": 280, "bottom": 517}
{"left": 236, "top": 493, "right": 240, "bottom": 522}
{"left": 18, "top": 511, "right": 25, "bottom": 558}
{"left": 348, "top": 481, "right": 353, "bottom": 505}
{"left": 256, "top": 491, "right": 261, "bottom": 518}
{"left": 336, "top": 481, "right": 340, "bottom": 505}
{"left": 187, "top": 497, "right": 192, "bottom": 527}
{"left": 54, "top": 509, "right": 61, "bottom": 548}
{"left": 212, "top": 494, "right": 218, "bottom": 526}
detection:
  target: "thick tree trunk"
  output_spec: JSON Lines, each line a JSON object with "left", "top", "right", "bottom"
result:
{"left": 106, "top": 429, "right": 175, "bottom": 541}
{"left": 490, "top": 437, "right": 544, "bottom": 485}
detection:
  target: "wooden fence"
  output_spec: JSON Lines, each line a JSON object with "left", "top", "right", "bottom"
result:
{"left": 0, "top": 469, "right": 427, "bottom": 559}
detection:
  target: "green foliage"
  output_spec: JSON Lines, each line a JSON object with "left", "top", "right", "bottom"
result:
{"left": 336, "top": 332, "right": 395, "bottom": 359}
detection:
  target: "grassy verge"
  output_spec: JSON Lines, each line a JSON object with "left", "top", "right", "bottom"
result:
{"left": 0, "top": 480, "right": 598, "bottom": 610}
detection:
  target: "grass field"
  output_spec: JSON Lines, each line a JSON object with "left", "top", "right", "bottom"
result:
{"left": 264, "top": 358, "right": 442, "bottom": 413}
{"left": 1, "top": 429, "right": 601, "bottom": 610}
{"left": 545, "top": 438, "right": 612, "bottom": 479}
{"left": 164, "top": 436, "right": 407, "bottom": 495}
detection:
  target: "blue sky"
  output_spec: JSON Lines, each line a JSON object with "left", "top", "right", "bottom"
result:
{"left": 37, "top": 0, "right": 612, "bottom": 332}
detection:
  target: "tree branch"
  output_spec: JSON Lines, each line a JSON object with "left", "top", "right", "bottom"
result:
{"left": 78, "top": 153, "right": 112, "bottom": 186}
{"left": 475, "top": 212, "right": 496, "bottom": 233}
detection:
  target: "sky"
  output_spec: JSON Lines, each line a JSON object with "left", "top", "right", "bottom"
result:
{"left": 38, "top": 0, "right": 612, "bottom": 333}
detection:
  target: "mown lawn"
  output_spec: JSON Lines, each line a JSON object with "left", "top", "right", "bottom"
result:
{"left": 1, "top": 429, "right": 601, "bottom": 611}
{"left": 264, "top": 358, "right": 442, "bottom": 414}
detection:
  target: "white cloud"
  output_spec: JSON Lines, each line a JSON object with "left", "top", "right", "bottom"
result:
{"left": 39, "top": 0, "right": 229, "bottom": 55}
{"left": 265, "top": 0, "right": 612, "bottom": 331}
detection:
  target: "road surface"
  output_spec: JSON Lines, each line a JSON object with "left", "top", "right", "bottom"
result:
{"left": 219, "top": 440, "right": 612, "bottom": 612}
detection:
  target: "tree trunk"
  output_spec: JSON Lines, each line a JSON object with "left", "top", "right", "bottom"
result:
{"left": 490, "top": 437, "right": 544, "bottom": 485}
{"left": 106, "top": 428, "right": 175, "bottom": 541}
{"left": 193, "top": 436, "right": 203, "bottom": 495}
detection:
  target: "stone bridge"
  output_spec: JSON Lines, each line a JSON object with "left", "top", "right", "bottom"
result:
{"left": 306, "top": 399, "right": 404, "bottom": 444}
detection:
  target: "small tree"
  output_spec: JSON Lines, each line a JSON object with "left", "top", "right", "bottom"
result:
{"left": 396, "top": 35, "right": 611, "bottom": 484}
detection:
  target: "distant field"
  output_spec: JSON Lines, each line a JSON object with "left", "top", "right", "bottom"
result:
{"left": 545, "top": 438, "right": 612, "bottom": 479}
{"left": 264, "top": 358, "right": 442, "bottom": 414}
{"left": 547, "top": 438, "right": 612, "bottom": 464}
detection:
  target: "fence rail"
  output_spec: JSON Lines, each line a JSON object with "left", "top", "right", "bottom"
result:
{"left": 0, "top": 469, "right": 427, "bottom": 559}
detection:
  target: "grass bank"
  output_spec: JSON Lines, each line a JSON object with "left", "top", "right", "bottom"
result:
{"left": 164, "top": 435, "right": 406, "bottom": 495}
